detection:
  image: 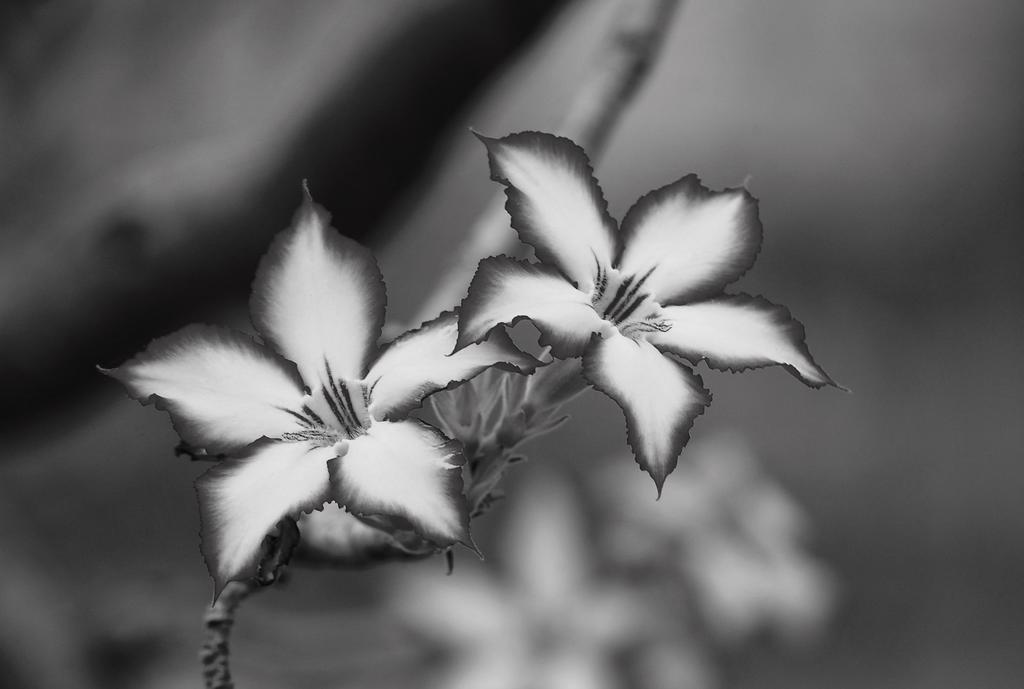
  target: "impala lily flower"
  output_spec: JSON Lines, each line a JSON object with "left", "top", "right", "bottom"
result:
{"left": 104, "top": 191, "right": 538, "bottom": 595}
{"left": 395, "top": 470, "right": 656, "bottom": 689}
{"left": 457, "top": 132, "right": 837, "bottom": 493}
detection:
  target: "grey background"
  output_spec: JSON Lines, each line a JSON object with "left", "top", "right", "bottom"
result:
{"left": 1, "top": 0, "right": 1021, "bottom": 687}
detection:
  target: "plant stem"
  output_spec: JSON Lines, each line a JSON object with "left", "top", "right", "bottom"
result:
{"left": 199, "top": 580, "right": 257, "bottom": 689}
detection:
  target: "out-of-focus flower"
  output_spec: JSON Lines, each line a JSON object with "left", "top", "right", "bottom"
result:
{"left": 394, "top": 471, "right": 664, "bottom": 689}
{"left": 456, "top": 131, "right": 837, "bottom": 493}
{"left": 600, "top": 432, "right": 837, "bottom": 647}
{"left": 104, "top": 190, "right": 537, "bottom": 595}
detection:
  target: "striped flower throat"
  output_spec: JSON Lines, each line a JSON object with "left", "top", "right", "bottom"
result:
{"left": 280, "top": 358, "right": 372, "bottom": 446}
{"left": 590, "top": 264, "right": 672, "bottom": 341}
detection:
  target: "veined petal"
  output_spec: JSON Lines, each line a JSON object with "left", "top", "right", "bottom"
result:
{"left": 331, "top": 419, "right": 470, "bottom": 546}
{"left": 476, "top": 131, "right": 617, "bottom": 290}
{"left": 250, "top": 190, "right": 386, "bottom": 386}
{"left": 196, "top": 439, "right": 336, "bottom": 597}
{"left": 582, "top": 332, "right": 711, "bottom": 494}
{"left": 102, "top": 324, "right": 307, "bottom": 453}
{"left": 366, "top": 312, "right": 541, "bottom": 420}
{"left": 456, "top": 256, "right": 607, "bottom": 359}
{"left": 617, "top": 175, "right": 762, "bottom": 304}
{"left": 649, "top": 294, "right": 836, "bottom": 388}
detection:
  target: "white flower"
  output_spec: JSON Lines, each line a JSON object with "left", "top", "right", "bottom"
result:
{"left": 601, "top": 432, "right": 837, "bottom": 647}
{"left": 104, "top": 190, "right": 537, "bottom": 596}
{"left": 456, "top": 131, "right": 838, "bottom": 492}
{"left": 394, "top": 471, "right": 655, "bottom": 689}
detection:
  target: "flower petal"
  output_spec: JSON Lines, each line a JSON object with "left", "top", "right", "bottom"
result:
{"left": 476, "top": 131, "right": 617, "bottom": 289}
{"left": 582, "top": 332, "right": 711, "bottom": 494}
{"left": 102, "top": 324, "right": 307, "bottom": 453}
{"left": 331, "top": 419, "right": 471, "bottom": 546}
{"left": 456, "top": 255, "right": 607, "bottom": 359}
{"left": 649, "top": 294, "right": 836, "bottom": 388}
{"left": 196, "top": 439, "right": 336, "bottom": 597}
{"left": 250, "top": 190, "right": 386, "bottom": 386}
{"left": 616, "top": 175, "right": 763, "bottom": 304}
{"left": 366, "top": 312, "right": 541, "bottom": 420}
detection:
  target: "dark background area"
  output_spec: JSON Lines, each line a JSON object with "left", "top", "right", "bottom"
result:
{"left": 1, "top": 1, "right": 1022, "bottom": 687}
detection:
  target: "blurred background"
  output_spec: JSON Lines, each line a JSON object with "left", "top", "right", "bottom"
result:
{"left": 1, "top": 0, "right": 1022, "bottom": 687}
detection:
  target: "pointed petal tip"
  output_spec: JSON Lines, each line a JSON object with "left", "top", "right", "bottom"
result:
{"left": 451, "top": 324, "right": 481, "bottom": 354}
{"left": 831, "top": 379, "right": 852, "bottom": 394}
{"left": 208, "top": 575, "right": 228, "bottom": 607}
{"left": 583, "top": 336, "right": 711, "bottom": 496}
{"left": 805, "top": 362, "right": 847, "bottom": 392}
{"left": 652, "top": 471, "right": 667, "bottom": 500}
{"left": 459, "top": 532, "right": 483, "bottom": 560}
{"left": 798, "top": 362, "right": 846, "bottom": 392}
{"left": 469, "top": 127, "right": 493, "bottom": 145}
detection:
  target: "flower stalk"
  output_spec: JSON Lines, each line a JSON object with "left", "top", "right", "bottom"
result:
{"left": 199, "top": 517, "right": 299, "bottom": 689}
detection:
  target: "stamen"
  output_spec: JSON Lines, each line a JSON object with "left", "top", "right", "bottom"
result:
{"left": 620, "top": 319, "right": 672, "bottom": 337}
{"left": 280, "top": 429, "right": 338, "bottom": 445}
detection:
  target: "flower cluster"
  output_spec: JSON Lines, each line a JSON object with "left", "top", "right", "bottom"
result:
{"left": 105, "top": 132, "right": 835, "bottom": 596}
{"left": 394, "top": 437, "right": 835, "bottom": 689}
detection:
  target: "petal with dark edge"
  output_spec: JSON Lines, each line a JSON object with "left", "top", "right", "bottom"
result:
{"left": 582, "top": 332, "right": 711, "bottom": 494}
{"left": 616, "top": 175, "right": 763, "bottom": 305}
{"left": 250, "top": 189, "right": 386, "bottom": 386}
{"left": 102, "top": 324, "right": 307, "bottom": 454}
{"left": 456, "top": 255, "right": 607, "bottom": 359}
{"left": 649, "top": 294, "right": 837, "bottom": 388}
{"left": 196, "top": 439, "right": 337, "bottom": 598}
{"left": 331, "top": 419, "right": 471, "bottom": 547}
{"left": 475, "top": 131, "right": 618, "bottom": 290}
{"left": 366, "top": 311, "right": 542, "bottom": 421}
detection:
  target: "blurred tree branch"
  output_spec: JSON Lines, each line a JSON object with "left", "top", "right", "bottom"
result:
{"left": 0, "top": 0, "right": 566, "bottom": 430}
{"left": 0, "top": 499, "right": 95, "bottom": 689}
{"left": 410, "top": 0, "right": 684, "bottom": 326}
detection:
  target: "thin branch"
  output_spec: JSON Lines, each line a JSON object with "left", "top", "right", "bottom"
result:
{"left": 410, "top": 0, "right": 684, "bottom": 326}
{"left": 198, "top": 518, "right": 299, "bottom": 689}
{"left": 199, "top": 581, "right": 256, "bottom": 689}
{"left": 0, "top": 0, "right": 568, "bottom": 429}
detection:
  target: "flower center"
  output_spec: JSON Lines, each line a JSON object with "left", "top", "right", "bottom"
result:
{"left": 285, "top": 358, "right": 372, "bottom": 444}
{"left": 590, "top": 265, "right": 672, "bottom": 341}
